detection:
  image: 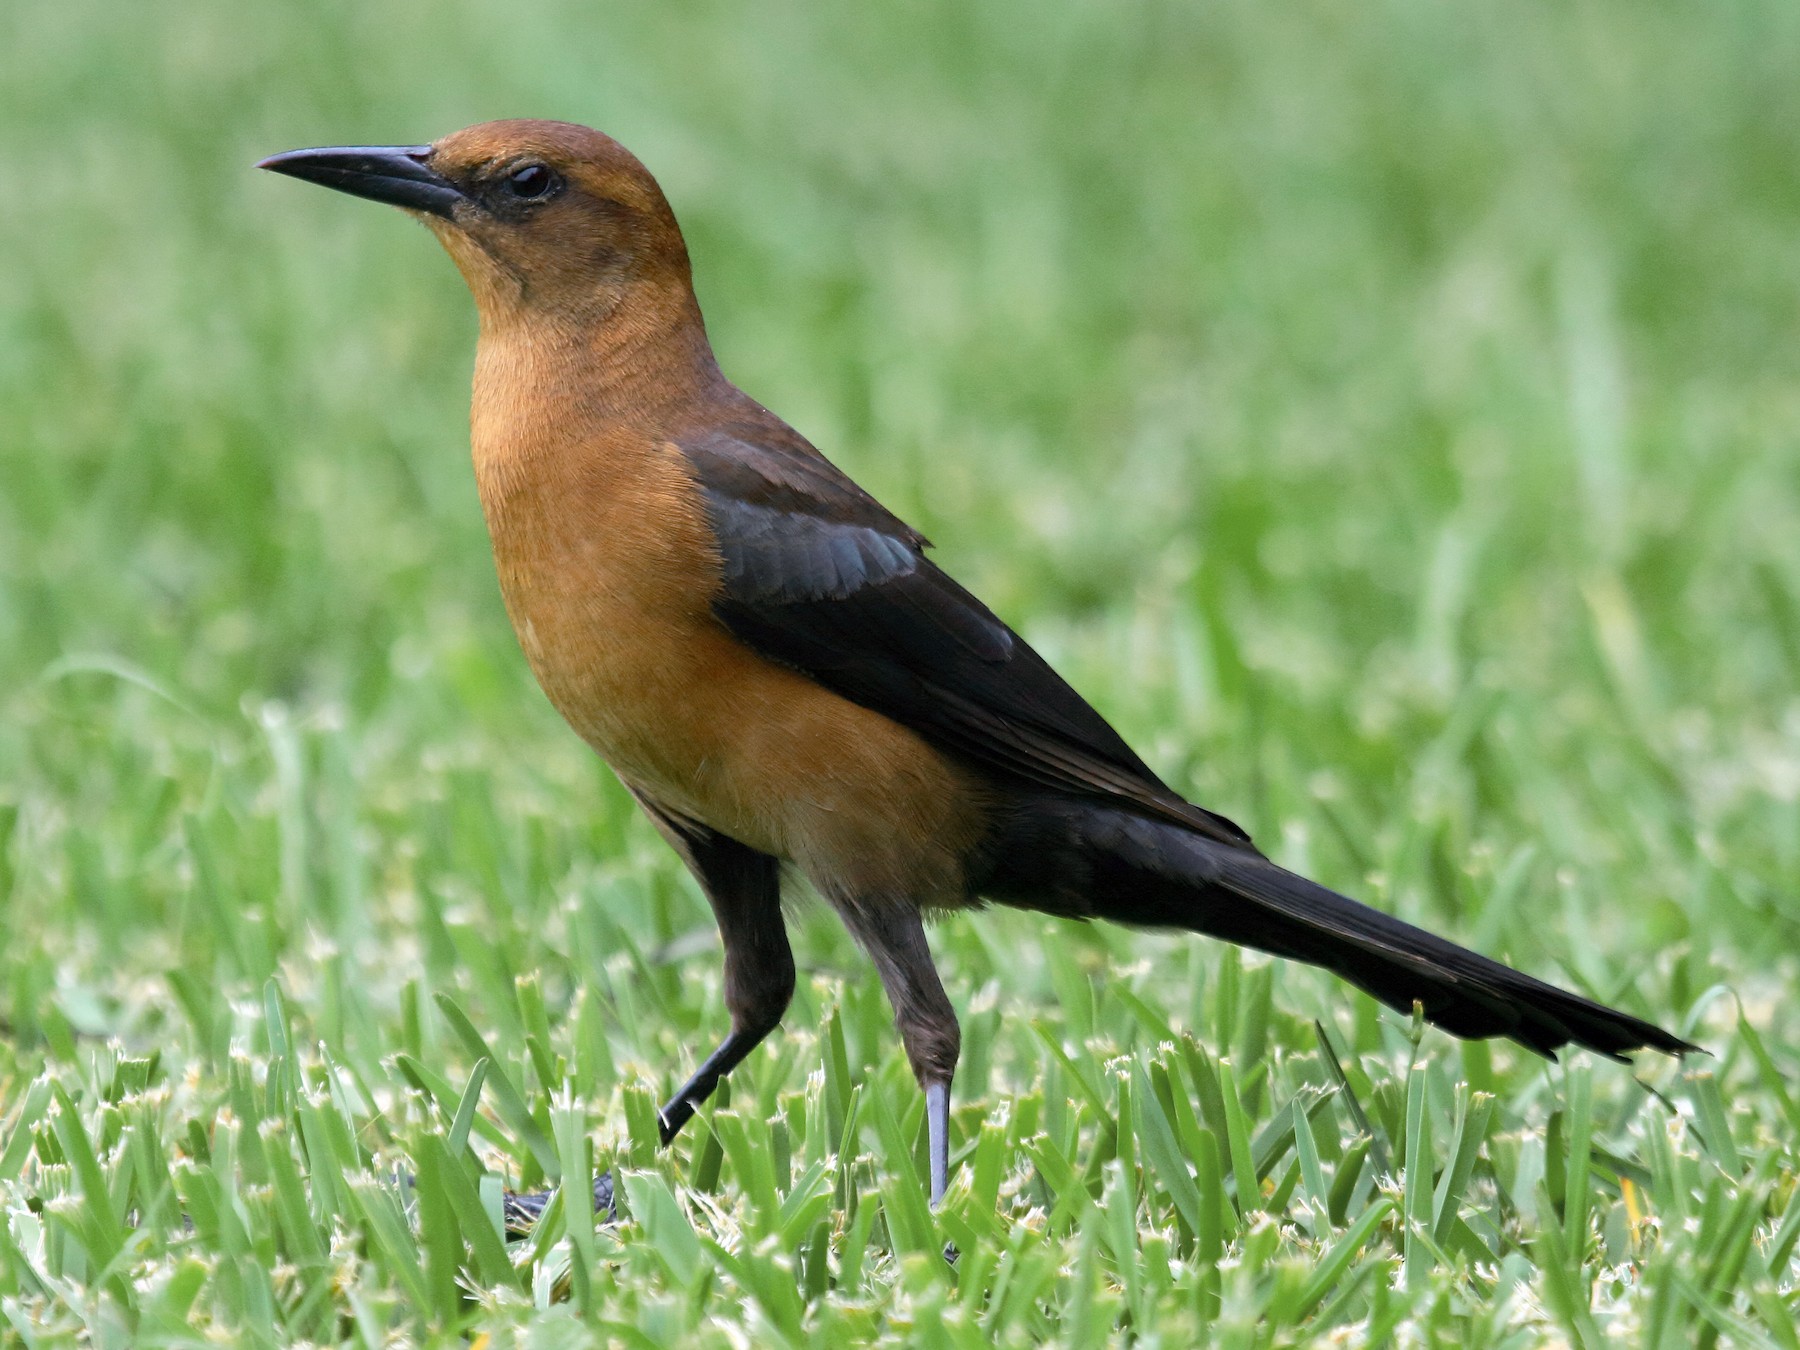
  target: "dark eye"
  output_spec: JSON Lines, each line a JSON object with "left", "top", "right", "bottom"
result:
{"left": 505, "top": 163, "right": 559, "bottom": 200}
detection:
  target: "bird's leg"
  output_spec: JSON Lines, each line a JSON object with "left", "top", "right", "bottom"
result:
{"left": 627, "top": 792, "right": 793, "bottom": 1147}
{"left": 924, "top": 1080, "right": 951, "bottom": 1205}
{"left": 658, "top": 852, "right": 792, "bottom": 1142}
{"left": 837, "top": 902, "right": 960, "bottom": 1207}
{"left": 658, "top": 1019, "right": 778, "bottom": 1145}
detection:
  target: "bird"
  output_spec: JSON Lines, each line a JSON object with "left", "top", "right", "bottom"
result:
{"left": 260, "top": 120, "right": 1695, "bottom": 1208}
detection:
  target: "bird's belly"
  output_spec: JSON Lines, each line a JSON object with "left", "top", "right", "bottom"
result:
{"left": 506, "top": 583, "right": 987, "bottom": 900}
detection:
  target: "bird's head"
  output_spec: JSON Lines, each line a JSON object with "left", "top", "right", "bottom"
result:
{"left": 259, "top": 119, "right": 694, "bottom": 330}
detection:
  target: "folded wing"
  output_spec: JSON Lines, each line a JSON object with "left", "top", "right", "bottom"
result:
{"left": 677, "top": 417, "right": 1254, "bottom": 849}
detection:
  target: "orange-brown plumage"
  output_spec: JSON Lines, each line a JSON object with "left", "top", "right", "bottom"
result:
{"left": 261, "top": 117, "right": 1696, "bottom": 1210}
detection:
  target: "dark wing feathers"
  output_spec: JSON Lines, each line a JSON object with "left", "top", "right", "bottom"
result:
{"left": 677, "top": 420, "right": 1254, "bottom": 848}
{"left": 709, "top": 497, "right": 922, "bottom": 604}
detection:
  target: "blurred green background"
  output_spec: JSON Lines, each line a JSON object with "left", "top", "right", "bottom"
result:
{"left": 2, "top": 0, "right": 1798, "bottom": 1343}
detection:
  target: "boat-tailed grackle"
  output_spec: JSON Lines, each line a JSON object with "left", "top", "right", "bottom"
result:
{"left": 261, "top": 121, "right": 1695, "bottom": 1208}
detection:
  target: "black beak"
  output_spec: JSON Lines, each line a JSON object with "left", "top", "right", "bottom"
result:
{"left": 257, "top": 144, "right": 465, "bottom": 219}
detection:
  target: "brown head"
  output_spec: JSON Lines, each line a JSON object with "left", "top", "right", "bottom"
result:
{"left": 259, "top": 119, "right": 700, "bottom": 336}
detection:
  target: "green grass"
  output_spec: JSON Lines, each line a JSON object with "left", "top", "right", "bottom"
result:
{"left": 3, "top": 0, "right": 1799, "bottom": 1343}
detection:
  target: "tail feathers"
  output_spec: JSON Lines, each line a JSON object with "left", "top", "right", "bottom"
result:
{"left": 996, "top": 804, "right": 1696, "bottom": 1061}
{"left": 1203, "top": 849, "right": 1694, "bottom": 1059}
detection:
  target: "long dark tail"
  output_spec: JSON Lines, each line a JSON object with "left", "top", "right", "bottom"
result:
{"left": 982, "top": 801, "right": 1696, "bottom": 1060}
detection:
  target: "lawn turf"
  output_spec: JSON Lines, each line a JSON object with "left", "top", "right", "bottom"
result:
{"left": 2, "top": 0, "right": 1798, "bottom": 1343}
